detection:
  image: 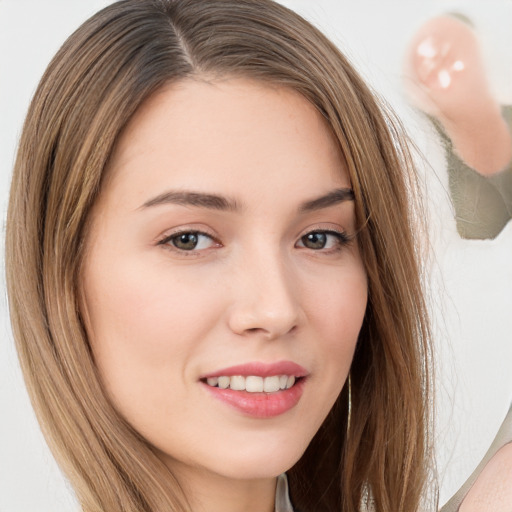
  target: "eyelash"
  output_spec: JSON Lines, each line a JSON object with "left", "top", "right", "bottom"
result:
{"left": 157, "top": 229, "right": 220, "bottom": 255}
{"left": 296, "top": 229, "right": 352, "bottom": 253}
{"left": 157, "top": 228, "right": 352, "bottom": 255}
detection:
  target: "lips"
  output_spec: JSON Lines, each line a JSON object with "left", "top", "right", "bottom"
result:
{"left": 201, "top": 361, "right": 308, "bottom": 379}
{"left": 200, "top": 361, "right": 308, "bottom": 418}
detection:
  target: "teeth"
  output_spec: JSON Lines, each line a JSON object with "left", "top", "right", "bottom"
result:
{"left": 206, "top": 377, "right": 218, "bottom": 387}
{"left": 263, "top": 376, "right": 280, "bottom": 392}
{"left": 246, "top": 376, "right": 264, "bottom": 392}
{"left": 205, "top": 375, "right": 298, "bottom": 392}
{"left": 217, "top": 376, "right": 230, "bottom": 389}
{"left": 230, "top": 375, "right": 245, "bottom": 391}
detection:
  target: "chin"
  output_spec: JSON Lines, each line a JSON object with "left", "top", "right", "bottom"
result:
{"left": 204, "top": 433, "right": 310, "bottom": 480}
{"left": 156, "top": 428, "right": 311, "bottom": 482}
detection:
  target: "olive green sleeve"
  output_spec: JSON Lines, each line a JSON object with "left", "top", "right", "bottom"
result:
{"left": 430, "top": 105, "right": 512, "bottom": 240}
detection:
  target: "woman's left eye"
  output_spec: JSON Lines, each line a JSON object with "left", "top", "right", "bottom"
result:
{"left": 159, "top": 231, "right": 217, "bottom": 251}
{"left": 296, "top": 230, "right": 350, "bottom": 251}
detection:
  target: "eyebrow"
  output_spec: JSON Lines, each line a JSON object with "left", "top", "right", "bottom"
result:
{"left": 139, "top": 187, "right": 354, "bottom": 212}
{"left": 140, "top": 191, "right": 240, "bottom": 211}
{"left": 298, "top": 187, "right": 355, "bottom": 212}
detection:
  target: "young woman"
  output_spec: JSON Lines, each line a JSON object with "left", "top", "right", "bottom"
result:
{"left": 5, "top": 1, "right": 433, "bottom": 511}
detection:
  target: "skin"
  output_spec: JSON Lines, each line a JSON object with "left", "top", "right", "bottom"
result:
{"left": 81, "top": 77, "right": 367, "bottom": 512}
{"left": 404, "top": 16, "right": 511, "bottom": 176}
{"left": 459, "top": 443, "right": 512, "bottom": 512}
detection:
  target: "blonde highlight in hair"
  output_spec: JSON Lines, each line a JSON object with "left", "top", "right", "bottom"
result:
{"left": 6, "top": 1, "right": 434, "bottom": 510}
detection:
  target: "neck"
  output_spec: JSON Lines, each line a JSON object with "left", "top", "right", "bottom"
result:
{"left": 170, "top": 461, "right": 278, "bottom": 512}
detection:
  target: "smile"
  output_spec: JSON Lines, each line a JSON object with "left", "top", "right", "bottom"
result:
{"left": 200, "top": 361, "right": 308, "bottom": 418}
{"left": 205, "top": 375, "right": 297, "bottom": 392}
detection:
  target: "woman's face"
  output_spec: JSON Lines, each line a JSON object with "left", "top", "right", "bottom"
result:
{"left": 82, "top": 78, "right": 367, "bottom": 485}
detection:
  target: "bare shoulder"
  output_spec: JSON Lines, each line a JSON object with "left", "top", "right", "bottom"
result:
{"left": 459, "top": 443, "right": 512, "bottom": 512}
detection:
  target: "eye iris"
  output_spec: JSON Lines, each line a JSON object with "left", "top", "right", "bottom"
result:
{"left": 173, "top": 233, "right": 199, "bottom": 250}
{"left": 303, "top": 232, "right": 327, "bottom": 249}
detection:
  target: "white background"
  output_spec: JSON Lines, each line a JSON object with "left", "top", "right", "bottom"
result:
{"left": 1, "top": 1, "right": 511, "bottom": 510}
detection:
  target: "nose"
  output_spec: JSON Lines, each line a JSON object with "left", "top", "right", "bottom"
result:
{"left": 226, "top": 249, "right": 303, "bottom": 340}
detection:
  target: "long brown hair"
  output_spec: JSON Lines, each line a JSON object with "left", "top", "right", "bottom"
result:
{"left": 6, "top": 1, "right": 434, "bottom": 510}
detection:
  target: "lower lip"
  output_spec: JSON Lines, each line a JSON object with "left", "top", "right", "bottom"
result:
{"left": 201, "top": 379, "right": 306, "bottom": 418}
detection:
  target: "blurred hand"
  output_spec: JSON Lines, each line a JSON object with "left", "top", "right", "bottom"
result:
{"left": 404, "top": 16, "right": 511, "bottom": 175}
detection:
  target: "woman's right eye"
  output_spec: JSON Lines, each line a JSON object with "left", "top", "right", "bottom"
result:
{"left": 159, "top": 231, "right": 218, "bottom": 252}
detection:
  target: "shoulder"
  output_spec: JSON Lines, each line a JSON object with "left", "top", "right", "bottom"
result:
{"left": 459, "top": 443, "right": 512, "bottom": 512}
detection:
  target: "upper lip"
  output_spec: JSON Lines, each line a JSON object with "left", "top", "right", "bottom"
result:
{"left": 200, "top": 360, "right": 308, "bottom": 379}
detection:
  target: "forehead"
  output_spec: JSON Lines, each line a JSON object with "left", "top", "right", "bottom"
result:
{"left": 103, "top": 77, "right": 349, "bottom": 208}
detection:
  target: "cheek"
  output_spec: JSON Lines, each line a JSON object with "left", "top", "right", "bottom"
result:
{"left": 87, "top": 253, "right": 215, "bottom": 341}
{"left": 300, "top": 259, "right": 367, "bottom": 396}
{"left": 81, "top": 255, "right": 222, "bottom": 408}
{"left": 306, "top": 256, "right": 367, "bottom": 345}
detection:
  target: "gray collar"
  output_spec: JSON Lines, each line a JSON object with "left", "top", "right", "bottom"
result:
{"left": 275, "top": 473, "right": 294, "bottom": 512}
